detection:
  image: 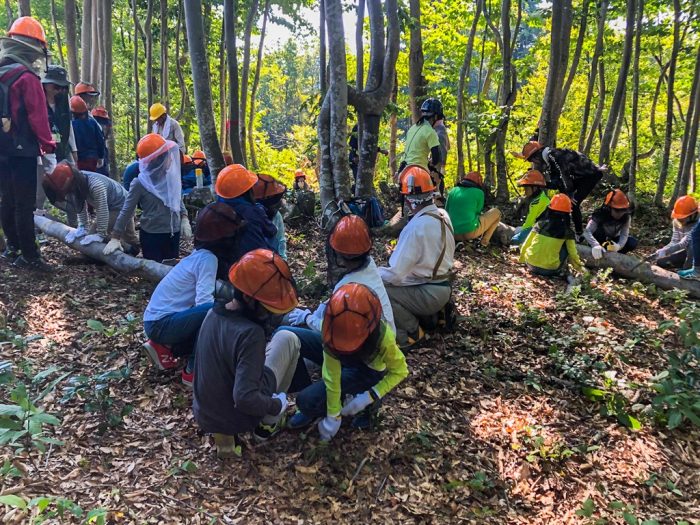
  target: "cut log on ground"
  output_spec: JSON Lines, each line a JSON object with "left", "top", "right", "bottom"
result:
{"left": 576, "top": 244, "right": 700, "bottom": 299}
{"left": 34, "top": 216, "right": 234, "bottom": 299}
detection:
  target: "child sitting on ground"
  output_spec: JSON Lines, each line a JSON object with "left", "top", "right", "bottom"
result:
{"left": 519, "top": 193, "right": 584, "bottom": 278}
{"left": 654, "top": 195, "right": 698, "bottom": 270}
{"left": 584, "top": 190, "right": 637, "bottom": 260}
{"left": 445, "top": 171, "right": 502, "bottom": 247}
{"left": 510, "top": 170, "right": 550, "bottom": 246}
{"left": 253, "top": 174, "right": 288, "bottom": 260}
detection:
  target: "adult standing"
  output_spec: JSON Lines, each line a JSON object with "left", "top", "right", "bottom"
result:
{"left": 91, "top": 106, "right": 112, "bottom": 178}
{"left": 397, "top": 98, "right": 442, "bottom": 184}
{"left": 0, "top": 17, "right": 56, "bottom": 272}
{"left": 71, "top": 95, "right": 106, "bottom": 172}
{"left": 150, "top": 103, "right": 186, "bottom": 153}
{"left": 74, "top": 82, "right": 100, "bottom": 110}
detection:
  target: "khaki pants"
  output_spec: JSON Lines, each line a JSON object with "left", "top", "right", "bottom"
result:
{"left": 385, "top": 283, "right": 451, "bottom": 345}
{"left": 262, "top": 330, "right": 301, "bottom": 424}
{"left": 455, "top": 208, "right": 502, "bottom": 246}
{"left": 89, "top": 210, "right": 140, "bottom": 248}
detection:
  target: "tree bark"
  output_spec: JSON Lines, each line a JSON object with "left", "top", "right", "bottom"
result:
{"left": 672, "top": 43, "right": 700, "bottom": 202}
{"left": 248, "top": 0, "right": 270, "bottom": 170}
{"left": 218, "top": 29, "right": 226, "bottom": 151}
{"left": 184, "top": 0, "right": 225, "bottom": 176}
{"left": 585, "top": 59, "right": 606, "bottom": 155}
{"left": 81, "top": 0, "right": 93, "bottom": 82}
{"left": 224, "top": 0, "right": 245, "bottom": 165}
{"left": 49, "top": 0, "right": 65, "bottom": 68}
{"left": 239, "top": 0, "right": 259, "bottom": 165}
{"left": 160, "top": 0, "right": 169, "bottom": 106}
{"left": 389, "top": 70, "right": 398, "bottom": 176}
{"left": 102, "top": 0, "right": 117, "bottom": 179}
{"left": 655, "top": 0, "right": 681, "bottom": 205}
{"left": 560, "top": 0, "right": 590, "bottom": 106}
{"left": 408, "top": 0, "right": 425, "bottom": 123}
{"left": 174, "top": 0, "right": 189, "bottom": 123}
{"left": 457, "top": 2, "right": 482, "bottom": 180}
{"left": 319, "top": 0, "right": 327, "bottom": 95}
{"left": 628, "top": 0, "right": 643, "bottom": 201}
{"left": 91, "top": 0, "right": 101, "bottom": 90}
{"left": 64, "top": 0, "right": 80, "bottom": 82}
{"left": 131, "top": 0, "right": 141, "bottom": 143}
{"left": 144, "top": 0, "right": 155, "bottom": 129}
{"left": 18, "top": 0, "right": 30, "bottom": 16}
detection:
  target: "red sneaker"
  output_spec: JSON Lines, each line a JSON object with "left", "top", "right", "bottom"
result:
{"left": 181, "top": 368, "right": 193, "bottom": 388}
{"left": 142, "top": 340, "right": 178, "bottom": 370}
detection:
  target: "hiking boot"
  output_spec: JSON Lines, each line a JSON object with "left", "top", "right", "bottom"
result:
{"left": 678, "top": 268, "right": 700, "bottom": 280}
{"left": 13, "top": 255, "right": 52, "bottom": 273}
{"left": 142, "top": 340, "right": 178, "bottom": 370}
{"left": 1, "top": 246, "right": 19, "bottom": 260}
{"left": 399, "top": 326, "right": 425, "bottom": 351}
{"left": 286, "top": 410, "right": 315, "bottom": 430}
{"left": 181, "top": 368, "right": 193, "bottom": 388}
{"left": 253, "top": 414, "right": 287, "bottom": 442}
{"left": 438, "top": 300, "right": 458, "bottom": 331}
{"left": 213, "top": 433, "right": 242, "bottom": 459}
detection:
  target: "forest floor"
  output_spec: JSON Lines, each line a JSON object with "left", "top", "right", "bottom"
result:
{"left": 0, "top": 203, "right": 699, "bottom": 525}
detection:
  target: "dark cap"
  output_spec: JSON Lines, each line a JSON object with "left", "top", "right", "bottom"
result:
{"left": 195, "top": 202, "right": 245, "bottom": 243}
{"left": 41, "top": 65, "right": 71, "bottom": 87}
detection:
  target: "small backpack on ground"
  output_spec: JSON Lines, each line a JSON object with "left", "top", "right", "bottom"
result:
{"left": 347, "top": 196, "right": 385, "bottom": 228}
{"left": 0, "top": 63, "right": 29, "bottom": 154}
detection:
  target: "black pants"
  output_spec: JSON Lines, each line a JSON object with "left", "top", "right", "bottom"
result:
{"left": 571, "top": 172, "right": 603, "bottom": 234}
{"left": 0, "top": 156, "right": 39, "bottom": 259}
{"left": 139, "top": 229, "right": 180, "bottom": 263}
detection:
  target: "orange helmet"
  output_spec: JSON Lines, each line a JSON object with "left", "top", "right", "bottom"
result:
{"left": 400, "top": 166, "right": 435, "bottom": 195}
{"left": 517, "top": 169, "right": 546, "bottom": 187}
{"left": 329, "top": 215, "right": 372, "bottom": 258}
{"left": 294, "top": 169, "right": 306, "bottom": 179}
{"left": 671, "top": 195, "right": 699, "bottom": 219}
{"left": 192, "top": 150, "right": 206, "bottom": 166}
{"left": 514, "top": 141, "right": 543, "bottom": 160}
{"left": 322, "top": 283, "right": 382, "bottom": 355}
{"left": 253, "top": 173, "right": 287, "bottom": 201}
{"left": 74, "top": 82, "right": 99, "bottom": 96}
{"left": 136, "top": 133, "right": 166, "bottom": 159}
{"left": 215, "top": 164, "right": 258, "bottom": 199}
{"left": 7, "top": 16, "right": 47, "bottom": 46}
{"left": 463, "top": 171, "right": 483, "bottom": 185}
{"left": 91, "top": 106, "right": 109, "bottom": 120}
{"left": 182, "top": 154, "right": 193, "bottom": 164}
{"left": 69, "top": 95, "right": 88, "bottom": 114}
{"left": 194, "top": 202, "right": 244, "bottom": 242}
{"left": 604, "top": 189, "right": 630, "bottom": 210}
{"left": 549, "top": 193, "right": 572, "bottom": 213}
{"left": 228, "top": 249, "right": 298, "bottom": 314}
{"left": 42, "top": 161, "right": 74, "bottom": 199}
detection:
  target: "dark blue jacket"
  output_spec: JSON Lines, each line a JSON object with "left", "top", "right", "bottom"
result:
{"left": 72, "top": 116, "right": 106, "bottom": 160}
{"left": 122, "top": 161, "right": 139, "bottom": 190}
{"left": 217, "top": 196, "right": 277, "bottom": 261}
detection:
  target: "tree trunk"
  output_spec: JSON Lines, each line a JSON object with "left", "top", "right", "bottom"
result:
{"left": 174, "top": 0, "right": 189, "bottom": 123}
{"left": 81, "top": 0, "right": 93, "bottom": 82}
{"left": 19, "top": 0, "right": 30, "bottom": 16}
{"left": 218, "top": 29, "right": 226, "bottom": 151}
{"left": 160, "top": 0, "right": 169, "bottom": 106}
{"left": 131, "top": 0, "right": 141, "bottom": 144}
{"left": 628, "top": 0, "right": 643, "bottom": 201}
{"left": 355, "top": 0, "right": 365, "bottom": 89}
{"left": 91, "top": 0, "right": 101, "bottom": 90}
{"left": 585, "top": 59, "right": 606, "bottom": 155}
{"left": 224, "top": 0, "right": 245, "bottom": 165}
{"left": 49, "top": 0, "right": 65, "bottom": 68}
{"left": 389, "top": 70, "right": 398, "bottom": 176}
{"left": 239, "top": 0, "right": 259, "bottom": 165}
{"left": 184, "top": 0, "right": 225, "bottom": 176}
{"left": 319, "top": 0, "right": 327, "bottom": 95}
{"left": 672, "top": 43, "right": 700, "bottom": 202}
{"left": 64, "top": 0, "right": 80, "bottom": 83}
{"left": 655, "top": 0, "right": 681, "bottom": 205}
{"left": 560, "top": 0, "right": 590, "bottom": 105}
{"left": 102, "top": 0, "right": 117, "bottom": 179}
{"left": 248, "top": 0, "right": 270, "bottom": 170}
{"left": 408, "top": 0, "right": 425, "bottom": 123}
{"left": 456, "top": 2, "right": 482, "bottom": 180}
{"left": 598, "top": 0, "right": 636, "bottom": 165}
{"left": 144, "top": 0, "right": 154, "bottom": 129}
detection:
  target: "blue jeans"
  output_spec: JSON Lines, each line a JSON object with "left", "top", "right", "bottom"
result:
{"left": 510, "top": 227, "right": 532, "bottom": 246}
{"left": 140, "top": 230, "right": 180, "bottom": 262}
{"left": 143, "top": 303, "right": 213, "bottom": 358}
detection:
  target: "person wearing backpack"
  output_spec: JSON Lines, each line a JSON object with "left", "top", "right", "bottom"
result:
{"left": 0, "top": 17, "right": 56, "bottom": 272}
{"left": 379, "top": 167, "right": 455, "bottom": 349}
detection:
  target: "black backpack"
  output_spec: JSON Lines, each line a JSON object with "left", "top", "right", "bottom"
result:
{"left": 0, "top": 63, "right": 29, "bottom": 154}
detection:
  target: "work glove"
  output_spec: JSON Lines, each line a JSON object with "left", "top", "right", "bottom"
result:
{"left": 318, "top": 415, "right": 341, "bottom": 441}
{"left": 652, "top": 249, "right": 666, "bottom": 260}
{"left": 42, "top": 153, "right": 57, "bottom": 175}
{"left": 180, "top": 217, "right": 193, "bottom": 239}
{"left": 607, "top": 242, "right": 622, "bottom": 252}
{"left": 65, "top": 226, "right": 87, "bottom": 244}
{"left": 103, "top": 238, "right": 123, "bottom": 256}
{"left": 288, "top": 308, "right": 311, "bottom": 327}
{"left": 592, "top": 245, "right": 604, "bottom": 260}
{"left": 340, "top": 390, "right": 377, "bottom": 417}
{"left": 272, "top": 393, "right": 288, "bottom": 416}
{"left": 80, "top": 233, "right": 104, "bottom": 246}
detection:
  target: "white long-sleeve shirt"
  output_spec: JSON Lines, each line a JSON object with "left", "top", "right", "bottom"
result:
{"left": 306, "top": 257, "right": 395, "bottom": 334}
{"left": 153, "top": 115, "right": 186, "bottom": 153}
{"left": 379, "top": 205, "right": 455, "bottom": 286}
{"left": 144, "top": 249, "right": 217, "bottom": 322}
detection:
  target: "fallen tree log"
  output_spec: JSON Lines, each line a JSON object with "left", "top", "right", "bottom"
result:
{"left": 34, "top": 216, "right": 234, "bottom": 299}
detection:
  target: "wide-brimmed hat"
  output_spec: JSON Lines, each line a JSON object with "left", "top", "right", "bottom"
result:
{"left": 41, "top": 65, "right": 71, "bottom": 87}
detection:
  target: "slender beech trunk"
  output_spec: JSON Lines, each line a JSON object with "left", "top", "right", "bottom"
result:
{"left": 457, "top": 2, "right": 482, "bottom": 180}
{"left": 19, "top": 0, "right": 30, "bottom": 16}
{"left": 144, "top": 0, "right": 154, "bottom": 129}
{"left": 408, "top": 0, "right": 425, "bottom": 123}
{"left": 319, "top": 0, "right": 327, "bottom": 95}
{"left": 64, "top": 0, "right": 79, "bottom": 82}
{"left": 561, "top": 0, "right": 589, "bottom": 108}
{"left": 131, "top": 0, "right": 141, "bottom": 143}
{"left": 239, "top": 0, "right": 259, "bottom": 165}
{"left": 389, "top": 70, "right": 398, "bottom": 176}
{"left": 248, "top": 0, "right": 270, "bottom": 170}
{"left": 672, "top": 44, "right": 700, "bottom": 202}
{"left": 160, "top": 0, "right": 169, "bottom": 106}
{"left": 628, "top": 0, "right": 643, "bottom": 200}
{"left": 218, "top": 30, "right": 226, "bottom": 151}
{"left": 49, "top": 0, "right": 65, "bottom": 68}
{"left": 175, "top": 0, "right": 188, "bottom": 122}
{"left": 81, "top": 0, "right": 93, "bottom": 82}
{"left": 585, "top": 60, "right": 605, "bottom": 154}
{"left": 92, "top": 0, "right": 102, "bottom": 91}
{"left": 224, "top": 0, "right": 245, "bottom": 164}
{"left": 579, "top": 0, "right": 608, "bottom": 151}
{"left": 655, "top": 0, "right": 681, "bottom": 205}
{"left": 102, "top": 0, "right": 116, "bottom": 178}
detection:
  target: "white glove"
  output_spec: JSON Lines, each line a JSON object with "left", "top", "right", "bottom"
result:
{"left": 318, "top": 415, "right": 341, "bottom": 441}
{"left": 272, "top": 393, "right": 288, "bottom": 416}
{"left": 607, "top": 242, "right": 622, "bottom": 252}
{"left": 103, "top": 238, "right": 123, "bottom": 255}
{"left": 96, "top": 158, "right": 104, "bottom": 168}
{"left": 288, "top": 308, "right": 311, "bottom": 327}
{"left": 340, "top": 390, "right": 376, "bottom": 417}
{"left": 42, "top": 153, "right": 57, "bottom": 175}
{"left": 514, "top": 226, "right": 522, "bottom": 235}
{"left": 65, "top": 226, "right": 87, "bottom": 243}
{"left": 80, "top": 233, "right": 104, "bottom": 246}
{"left": 654, "top": 249, "right": 667, "bottom": 260}
{"left": 180, "top": 217, "right": 193, "bottom": 239}
{"left": 592, "top": 245, "right": 604, "bottom": 260}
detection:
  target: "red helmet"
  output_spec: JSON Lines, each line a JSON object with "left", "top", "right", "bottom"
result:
{"left": 514, "top": 141, "right": 543, "bottom": 160}
{"left": 604, "top": 189, "right": 630, "bottom": 210}
{"left": 463, "top": 171, "right": 483, "bottom": 185}
{"left": 328, "top": 215, "right": 371, "bottom": 258}
{"left": 7, "top": 16, "right": 47, "bottom": 47}
{"left": 192, "top": 150, "right": 207, "bottom": 167}
{"left": 42, "top": 161, "right": 74, "bottom": 200}
{"left": 74, "top": 82, "right": 100, "bottom": 96}
{"left": 253, "top": 173, "right": 287, "bottom": 201}
{"left": 322, "top": 283, "right": 382, "bottom": 355}
{"left": 91, "top": 106, "right": 109, "bottom": 120}
{"left": 69, "top": 96, "right": 88, "bottom": 114}
{"left": 294, "top": 169, "right": 306, "bottom": 179}
{"left": 671, "top": 195, "right": 699, "bottom": 220}
{"left": 195, "top": 202, "right": 244, "bottom": 242}
{"left": 517, "top": 170, "right": 546, "bottom": 187}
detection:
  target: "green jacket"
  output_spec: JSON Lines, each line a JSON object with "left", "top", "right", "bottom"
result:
{"left": 445, "top": 183, "right": 484, "bottom": 235}
{"left": 519, "top": 226, "right": 583, "bottom": 273}
{"left": 522, "top": 192, "right": 550, "bottom": 230}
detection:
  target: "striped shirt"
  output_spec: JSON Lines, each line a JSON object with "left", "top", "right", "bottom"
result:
{"left": 77, "top": 171, "right": 127, "bottom": 237}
